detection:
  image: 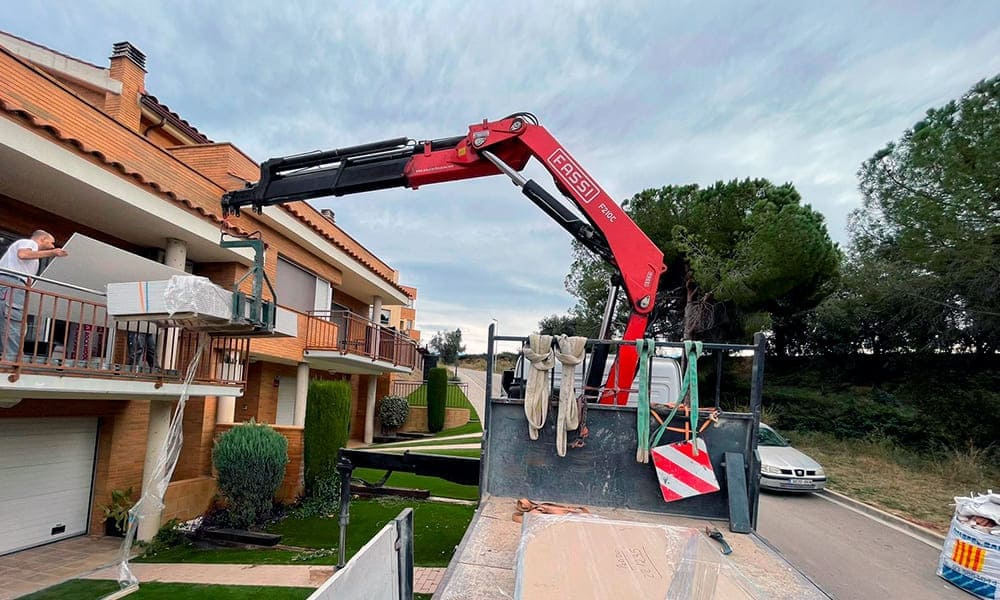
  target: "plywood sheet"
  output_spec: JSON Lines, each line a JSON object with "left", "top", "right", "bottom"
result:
{"left": 38, "top": 233, "right": 187, "bottom": 294}
{"left": 515, "top": 515, "right": 759, "bottom": 600}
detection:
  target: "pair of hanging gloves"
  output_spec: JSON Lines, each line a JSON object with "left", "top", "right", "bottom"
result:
{"left": 522, "top": 333, "right": 588, "bottom": 457}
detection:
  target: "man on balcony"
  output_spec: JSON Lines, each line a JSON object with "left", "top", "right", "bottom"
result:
{"left": 0, "top": 230, "right": 68, "bottom": 361}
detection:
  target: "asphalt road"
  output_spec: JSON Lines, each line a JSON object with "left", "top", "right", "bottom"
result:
{"left": 758, "top": 492, "right": 963, "bottom": 600}
{"left": 456, "top": 367, "right": 488, "bottom": 421}
{"left": 457, "top": 366, "right": 963, "bottom": 599}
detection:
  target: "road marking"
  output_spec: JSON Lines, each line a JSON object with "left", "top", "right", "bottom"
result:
{"left": 816, "top": 491, "right": 943, "bottom": 550}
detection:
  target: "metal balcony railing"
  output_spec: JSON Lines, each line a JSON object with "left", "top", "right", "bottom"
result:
{"left": 0, "top": 273, "right": 248, "bottom": 387}
{"left": 306, "top": 310, "right": 421, "bottom": 370}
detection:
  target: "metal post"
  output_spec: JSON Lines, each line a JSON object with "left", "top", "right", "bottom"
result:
{"left": 748, "top": 332, "right": 766, "bottom": 529}
{"left": 583, "top": 283, "right": 619, "bottom": 401}
{"left": 395, "top": 508, "right": 414, "bottom": 600}
{"left": 714, "top": 350, "right": 723, "bottom": 410}
{"left": 336, "top": 456, "right": 354, "bottom": 568}
{"left": 480, "top": 323, "right": 495, "bottom": 499}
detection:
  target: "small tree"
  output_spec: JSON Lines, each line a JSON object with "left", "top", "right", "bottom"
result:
{"left": 429, "top": 328, "right": 465, "bottom": 376}
{"left": 304, "top": 380, "right": 352, "bottom": 497}
{"left": 212, "top": 422, "right": 288, "bottom": 529}
{"left": 379, "top": 394, "right": 410, "bottom": 434}
{"left": 427, "top": 367, "right": 448, "bottom": 433}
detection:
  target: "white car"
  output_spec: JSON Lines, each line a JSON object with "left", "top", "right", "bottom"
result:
{"left": 758, "top": 424, "right": 826, "bottom": 492}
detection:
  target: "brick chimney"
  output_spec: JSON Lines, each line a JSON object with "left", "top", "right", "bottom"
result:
{"left": 321, "top": 209, "right": 336, "bottom": 224}
{"left": 104, "top": 41, "right": 146, "bottom": 132}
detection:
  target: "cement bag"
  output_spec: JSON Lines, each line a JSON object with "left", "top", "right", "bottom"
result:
{"left": 938, "top": 515, "right": 1000, "bottom": 599}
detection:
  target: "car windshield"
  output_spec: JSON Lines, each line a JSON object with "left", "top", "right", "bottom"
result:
{"left": 758, "top": 427, "right": 790, "bottom": 447}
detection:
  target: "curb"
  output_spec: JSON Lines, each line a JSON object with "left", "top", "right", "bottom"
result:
{"left": 819, "top": 489, "right": 946, "bottom": 548}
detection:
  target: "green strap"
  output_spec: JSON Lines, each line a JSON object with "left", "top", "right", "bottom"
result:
{"left": 688, "top": 341, "right": 702, "bottom": 452}
{"left": 636, "top": 339, "right": 655, "bottom": 461}
{"left": 651, "top": 340, "right": 703, "bottom": 448}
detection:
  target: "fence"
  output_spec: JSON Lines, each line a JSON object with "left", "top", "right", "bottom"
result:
{"left": 307, "top": 508, "right": 413, "bottom": 600}
{"left": 391, "top": 380, "right": 477, "bottom": 421}
{"left": 306, "top": 310, "right": 420, "bottom": 370}
{"left": 0, "top": 276, "right": 247, "bottom": 386}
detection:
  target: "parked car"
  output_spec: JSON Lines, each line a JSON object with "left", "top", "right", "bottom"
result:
{"left": 758, "top": 424, "right": 827, "bottom": 492}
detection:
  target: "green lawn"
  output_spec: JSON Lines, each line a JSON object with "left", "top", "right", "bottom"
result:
{"left": 433, "top": 421, "right": 483, "bottom": 437}
{"left": 278, "top": 499, "right": 474, "bottom": 567}
{"left": 353, "top": 467, "right": 479, "bottom": 500}
{"left": 20, "top": 580, "right": 313, "bottom": 600}
{"left": 375, "top": 434, "right": 482, "bottom": 448}
{"left": 138, "top": 499, "right": 475, "bottom": 568}
{"left": 415, "top": 448, "right": 482, "bottom": 458}
{"left": 405, "top": 384, "right": 479, "bottom": 421}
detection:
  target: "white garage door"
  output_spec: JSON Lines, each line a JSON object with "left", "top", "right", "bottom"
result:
{"left": 0, "top": 417, "right": 98, "bottom": 555}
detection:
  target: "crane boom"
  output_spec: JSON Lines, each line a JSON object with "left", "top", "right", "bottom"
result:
{"left": 222, "top": 113, "right": 666, "bottom": 405}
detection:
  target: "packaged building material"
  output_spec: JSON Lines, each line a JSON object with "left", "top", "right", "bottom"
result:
{"left": 938, "top": 493, "right": 1000, "bottom": 599}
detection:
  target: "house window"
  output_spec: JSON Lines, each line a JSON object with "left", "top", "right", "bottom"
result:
{"left": 380, "top": 309, "right": 391, "bottom": 326}
{"left": 0, "top": 229, "right": 20, "bottom": 262}
{"left": 276, "top": 256, "right": 331, "bottom": 314}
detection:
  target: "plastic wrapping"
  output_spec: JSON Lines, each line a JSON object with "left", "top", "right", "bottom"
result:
{"left": 109, "top": 334, "right": 208, "bottom": 595}
{"left": 163, "top": 275, "right": 233, "bottom": 320}
{"left": 938, "top": 503, "right": 1000, "bottom": 599}
{"left": 513, "top": 513, "right": 762, "bottom": 599}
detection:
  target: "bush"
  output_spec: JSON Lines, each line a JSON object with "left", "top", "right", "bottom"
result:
{"left": 304, "top": 380, "right": 352, "bottom": 497}
{"left": 139, "top": 519, "right": 188, "bottom": 558}
{"left": 427, "top": 367, "right": 448, "bottom": 433}
{"left": 212, "top": 421, "right": 288, "bottom": 529}
{"left": 379, "top": 395, "right": 409, "bottom": 432}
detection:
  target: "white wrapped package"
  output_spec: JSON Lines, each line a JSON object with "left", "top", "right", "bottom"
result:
{"left": 938, "top": 506, "right": 1000, "bottom": 599}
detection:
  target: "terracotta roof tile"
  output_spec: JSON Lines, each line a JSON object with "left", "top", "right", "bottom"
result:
{"left": 0, "top": 96, "right": 252, "bottom": 239}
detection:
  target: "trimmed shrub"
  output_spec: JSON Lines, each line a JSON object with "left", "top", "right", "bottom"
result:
{"left": 379, "top": 395, "right": 410, "bottom": 433}
{"left": 304, "top": 379, "right": 352, "bottom": 497}
{"left": 212, "top": 422, "right": 288, "bottom": 529}
{"left": 427, "top": 367, "right": 448, "bottom": 433}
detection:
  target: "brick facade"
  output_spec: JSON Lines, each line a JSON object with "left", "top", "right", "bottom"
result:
{"left": 0, "top": 35, "right": 420, "bottom": 546}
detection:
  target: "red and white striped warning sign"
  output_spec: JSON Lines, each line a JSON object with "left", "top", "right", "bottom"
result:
{"left": 651, "top": 439, "right": 720, "bottom": 503}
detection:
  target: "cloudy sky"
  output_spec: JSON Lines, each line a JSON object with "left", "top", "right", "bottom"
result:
{"left": 6, "top": 1, "right": 1000, "bottom": 351}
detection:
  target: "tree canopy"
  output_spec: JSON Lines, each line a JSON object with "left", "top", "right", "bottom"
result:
{"left": 847, "top": 74, "right": 1000, "bottom": 353}
{"left": 429, "top": 328, "right": 466, "bottom": 365}
{"left": 567, "top": 178, "right": 840, "bottom": 346}
{"left": 537, "top": 314, "right": 580, "bottom": 336}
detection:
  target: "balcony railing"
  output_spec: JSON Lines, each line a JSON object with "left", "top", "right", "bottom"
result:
{"left": 306, "top": 310, "right": 421, "bottom": 371}
{"left": 0, "top": 275, "right": 248, "bottom": 387}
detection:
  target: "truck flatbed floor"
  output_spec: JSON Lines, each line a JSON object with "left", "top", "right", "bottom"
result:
{"left": 436, "top": 494, "right": 829, "bottom": 600}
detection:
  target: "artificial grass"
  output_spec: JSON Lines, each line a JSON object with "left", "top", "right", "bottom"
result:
{"left": 433, "top": 421, "right": 483, "bottom": 437}
{"left": 415, "top": 448, "right": 482, "bottom": 458}
{"left": 275, "top": 499, "right": 475, "bottom": 567}
{"left": 134, "top": 546, "right": 326, "bottom": 565}
{"left": 374, "top": 434, "right": 482, "bottom": 448}
{"left": 20, "top": 580, "right": 313, "bottom": 600}
{"left": 136, "top": 499, "right": 475, "bottom": 568}
{"left": 353, "top": 467, "right": 479, "bottom": 500}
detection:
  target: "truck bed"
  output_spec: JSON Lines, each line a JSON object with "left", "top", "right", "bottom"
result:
{"left": 435, "top": 494, "right": 828, "bottom": 599}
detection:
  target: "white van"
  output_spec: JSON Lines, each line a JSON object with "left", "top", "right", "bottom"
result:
{"left": 502, "top": 351, "right": 681, "bottom": 407}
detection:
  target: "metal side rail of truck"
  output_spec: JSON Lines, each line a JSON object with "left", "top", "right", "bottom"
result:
{"left": 319, "top": 327, "right": 829, "bottom": 599}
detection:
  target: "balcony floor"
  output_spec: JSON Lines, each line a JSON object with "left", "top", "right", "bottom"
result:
{"left": 303, "top": 349, "right": 414, "bottom": 375}
{"left": 0, "top": 368, "right": 243, "bottom": 400}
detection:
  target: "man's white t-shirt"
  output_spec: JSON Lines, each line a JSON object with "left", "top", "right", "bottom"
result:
{"left": 0, "top": 239, "right": 40, "bottom": 278}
